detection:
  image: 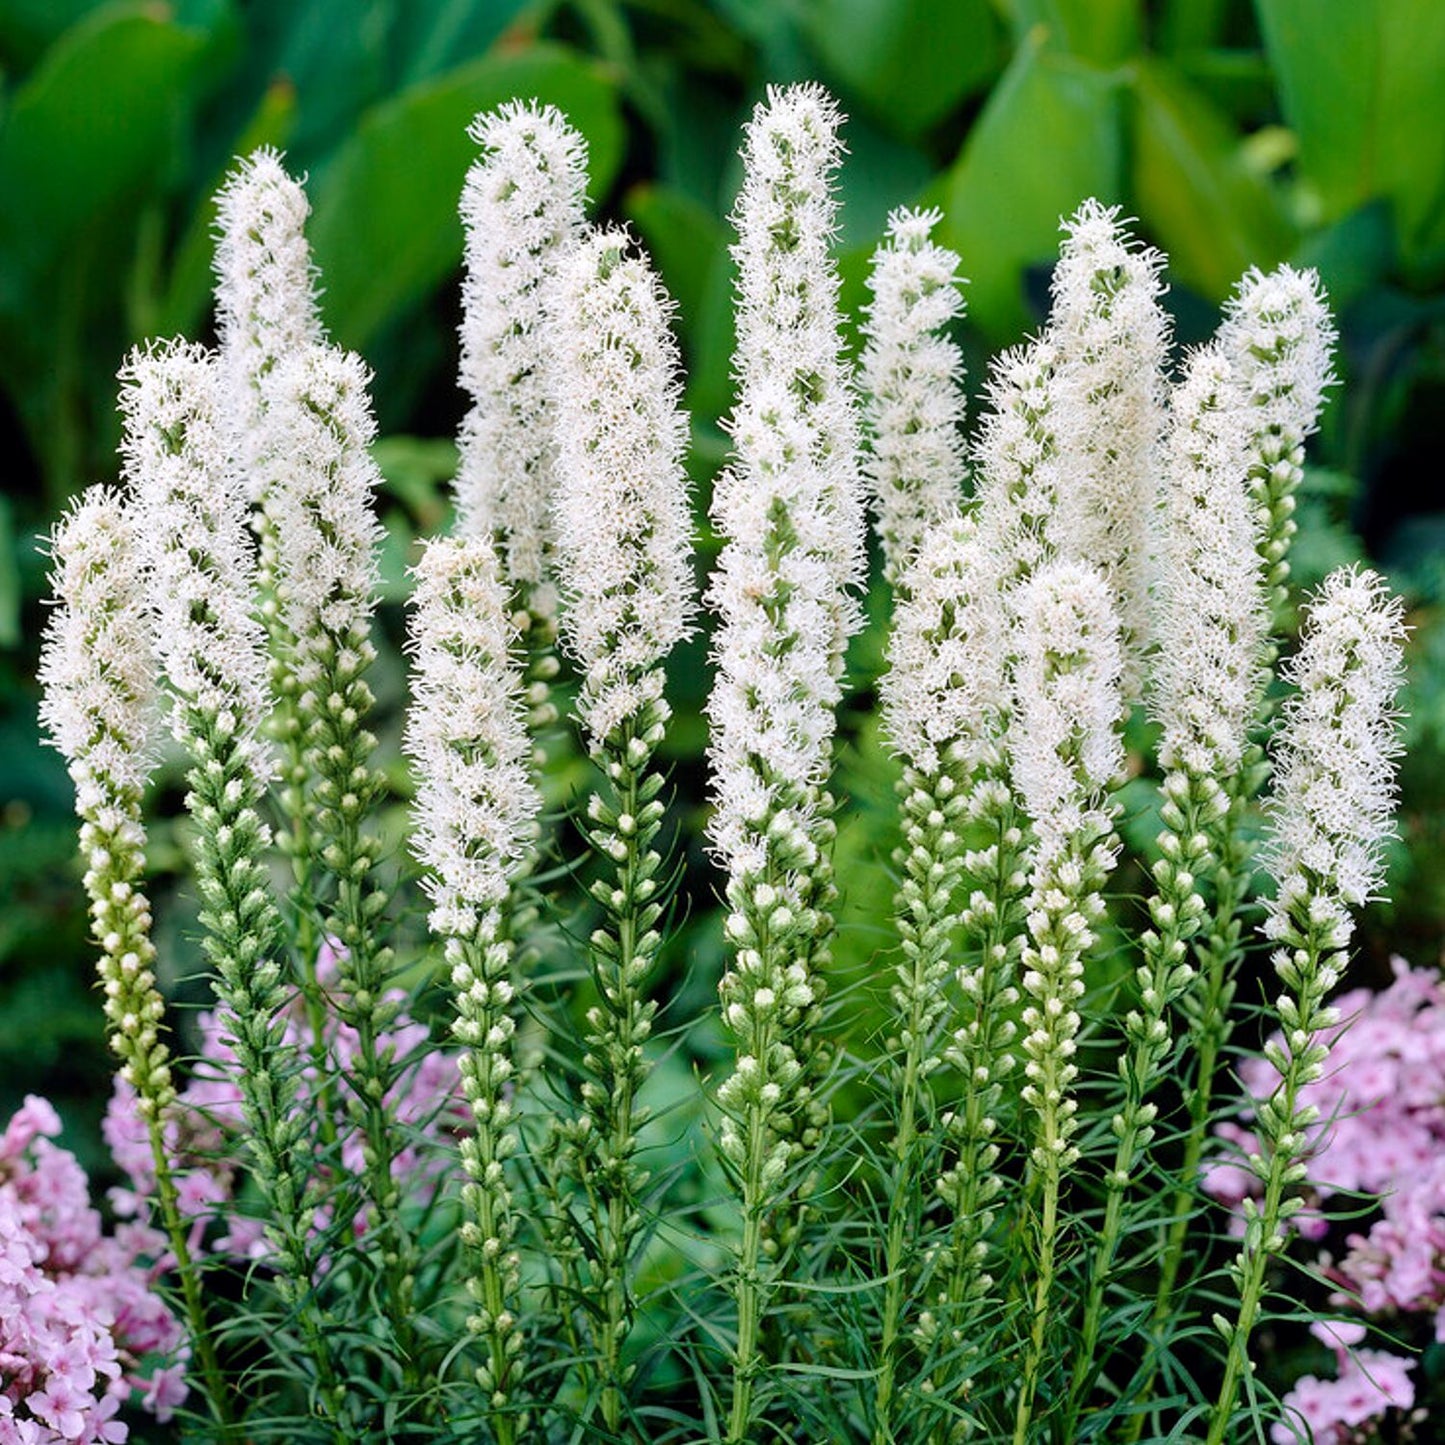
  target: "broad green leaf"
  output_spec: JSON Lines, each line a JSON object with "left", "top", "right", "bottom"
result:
{"left": 240, "top": 0, "right": 392, "bottom": 166}
{"left": 940, "top": 36, "right": 1123, "bottom": 340}
{"left": 627, "top": 181, "right": 738, "bottom": 421}
{"left": 999, "top": 0, "right": 1141, "bottom": 64}
{"left": 798, "top": 0, "right": 1002, "bottom": 137}
{"left": 156, "top": 76, "right": 298, "bottom": 338}
{"left": 0, "top": 495, "right": 18, "bottom": 648}
{"left": 388, "top": 0, "right": 529, "bottom": 89}
{"left": 308, "top": 45, "right": 623, "bottom": 351}
{"left": 834, "top": 109, "right": 934, "bottom": 249}
{"left": 0, "top": 4, "right": 208, "bottom": 300}
{"left": 623, "top": 183, "right": 724, "bottom": 329}
{"left": 0, "top": 0, "right": 107, "bottom": 69}
{"left": 1130, "top": 56, "right": 1294, "bottom": 299}
{"left": 1291, "top": 202, "right": 1394, "bottom": 312}
{"left": 1256, "top": 0, "right": 1445, "bottom": 260}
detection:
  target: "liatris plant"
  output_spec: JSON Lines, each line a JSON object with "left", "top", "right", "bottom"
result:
{"left": 36, "top": 84, "right": 1416, "bottom": 1445}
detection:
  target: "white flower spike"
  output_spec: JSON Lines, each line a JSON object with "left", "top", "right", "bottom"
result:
{"left": 456, "top": 101, "right": 589, "bottom": 621}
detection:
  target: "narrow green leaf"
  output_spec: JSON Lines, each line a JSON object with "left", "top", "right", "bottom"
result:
{"left": 308, "top": 44, "right": 623, "bottom": 350}
{"left": 940, "top": 36, "right": 1123, "bottom": 340}
{"left": 1130, "top": 56, "right": 1294, "bottom": 299}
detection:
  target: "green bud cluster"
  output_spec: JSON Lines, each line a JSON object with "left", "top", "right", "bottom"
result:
{"left": 564, "top": 697, "right": 672, "bottom": 1426}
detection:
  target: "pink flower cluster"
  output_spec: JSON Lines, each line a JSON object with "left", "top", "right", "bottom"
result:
{"left": 1206, "top": 957, "right": 1445, "bottom": 1441}
{"left": 105, "top": 944, "right": 467, "bottom": 1259}
{"left": 1, "top": 1096, "right": 186, "bottom": 1445}
{"left": 1271, "top": 1322, "right": 1415, "bottom": 1445}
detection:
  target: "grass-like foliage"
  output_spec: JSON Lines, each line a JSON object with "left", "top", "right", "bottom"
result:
{"left": 32, "top": 83, "right": 1412, "bottom": 1445}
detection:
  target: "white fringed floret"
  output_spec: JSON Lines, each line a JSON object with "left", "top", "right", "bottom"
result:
{"left": 260, "top": 343, "right": 384, "bottom": 652}
{"left": 547, "top": 226, "right": 694, "bottom": 747}
{"left": 39, "top": 488, "right": 159, "bottom": 804}
{"left": 1151, "top": 346, "right": 1270, "bottom": 778}
{"left": 1046, "top": 202, "right": 1170, "bottom": 689}
{"left": 1264, "top": 567, "right": 1406, "bottom": 939}
{"left": 860, "top": 206, "right": 967, "bottom": 584}
{"left": 882, "top": 510, "right": 1008, "bottom": 778}
{"left": 121, "top": 341, "right": 273, "bottom": 784}
{"left": 706, "top": 84, "right": 865, "bottom": 886}
{"left": 405, "top": 536, "right": 540, "bottom": 937}
{"left": 213, "top": 147, "right": 323, "bottom": 495}
{"left": 971, "top": 335, "right": 1061, "bottom": 594}
{"left": 455, "top": 102, "right": 589, "bottom": 618}
{"left": 1218, "top": 264, "right": 1336, "bottom": 450}
{"left": 1010, "top": 559, "right": 1125, "bottom": 871}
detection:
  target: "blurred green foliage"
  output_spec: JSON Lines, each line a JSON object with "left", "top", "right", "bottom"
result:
{"left": 3, "top": 0, "right": 1445, "bottom": 1233}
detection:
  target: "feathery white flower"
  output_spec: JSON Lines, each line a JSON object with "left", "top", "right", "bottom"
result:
{"left": 971, "top": 335, "right": 1061, "bottom": 593}
{"left": 456, "top": 101, "right": 589, "bottom": 620}
{"left": 860, "top": 206, "right": 967, "bottom": 584}
{"left": 405, "top": 535, "right": 540, "bottom": 938}
{"left": 1219, "top": 264, "right": 1335, "bottom": 458}
{"left": 1217, "top": 264, "right": 1336, "bottom": 617}
{"left": 1010, "top": 559, "right": 1125, "bottom": 872}
{"left": 723, "top": 81, "right": 865, "bottom": 602}
{"left": 547, "top": 227, "right": 694, "bottom": 747}
{"left": 213, "top": 147, "right": 323, "bottom": 497}
{"left": 1264, "top": 567, "right": 1406, "bottom": 940}
{"left": 39, "top": 488, "right": 159, "bottom": 806}
{"left": 1151, "top": 346, "right": 1270, "bottom": 779}
{"left": 121, "top": 341, "right": 272, "bottom": 783}
{"left": 261, "top": 343, "right": 384, "bottom": 659}
{"left": 881, "top": 510, "right": 1009, "bottom": 777}
{"left": 1046, "top": 201, "right": 1170, "bottom": 689}
{"left": 706, "top": 83, "right": 865, "bottom": 883}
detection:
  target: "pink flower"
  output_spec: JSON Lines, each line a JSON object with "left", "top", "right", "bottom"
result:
{"left": 1, "top": 1097, "right": 184, "bottom": 1443}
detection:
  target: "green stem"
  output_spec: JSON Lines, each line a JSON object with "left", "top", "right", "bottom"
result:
{"left": 1012, "top": 1158, "right": 1062, "bottom": 1445}
{"left": 876, "top": 765, "right": 976, "bottom": 1442}
{"left": 1205, "top": 916, "right": 1340, "bottom": 1445}
{"left": 1066, "top": 779, "right": 1211, "bottom": 1428}
{"left": 186, "top": 721, "right": 351, "bottom": 1441}
{"left": 729, "top": 1078, "right": 773, "bottom": 1445}
{"left": 146, "top": 1121, "right": 235, "bottom": 1437}
{"left": 875, "top": 1038, "right": 925, "bottom": 1443}
{"left": 564, "top": 702, "right": 671, "bottom": 1428}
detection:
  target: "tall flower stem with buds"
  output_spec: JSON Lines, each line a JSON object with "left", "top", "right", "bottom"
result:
{"left": 1069, "top": 345, "right": 1268, "bottom": 1422}
{"left": 705, "top": 84, "right": 865, "bottom": 1443}
{"left": 456, "top": 101, "right": 588, "bottom": 742}
{"left": 1218, "top": 265, "right": 1336, "bottom": 639}
{"left": 259, "top": 342, "right": 423, "bottom": 1378}
{"left": 1144, "top": 273, "right": 1337, "bottom": 1374}
{"left": 546, "top": 226, "right": 694, "bottom": 1428}
{"left": 213, "top": 150, "right": 330, "bottom": 1016}
{"left": 122, "top": 342, "right": 348, "bottom": 1437}
{"left": 1007, "top": 561, "right": 1125, "bottom": 1445}
{"left": 1206, "top": 568, "right": 1405, "bottom": 1445}
{"left": 39, "top": 490, "right": 233, "bottom": 1436}
{"left": 874, "top": 512, "right": 1011, "bottom": 1439}
{"left": 406, "top": 536, "right": 542, "bottom": 1443}
{"left": 859, "top": 208, "right": 972, "bottom": 1436}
